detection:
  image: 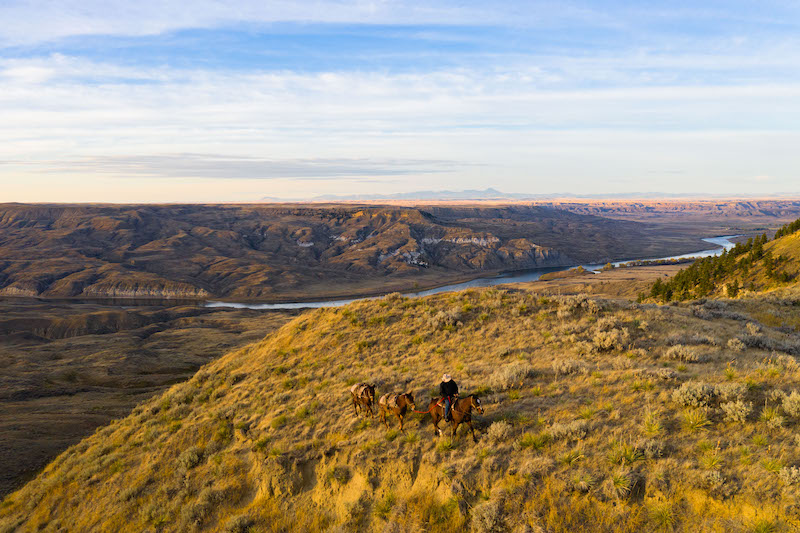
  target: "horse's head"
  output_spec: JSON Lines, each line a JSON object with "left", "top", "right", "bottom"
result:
{"left": 470, "top": 395, "right": 484, "bottom": 415}
{"left": 367, "top": 384, "right": 376, "bottom": 402}
{"left": 403, "top": 391, "right": 416, "bottom": 411}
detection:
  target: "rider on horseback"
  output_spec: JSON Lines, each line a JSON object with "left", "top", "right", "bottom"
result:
{"left": 439, "top": 373, "right": 459, "bottom": 422}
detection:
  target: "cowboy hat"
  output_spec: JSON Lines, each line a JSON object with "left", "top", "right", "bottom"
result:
{"left": 442, "top": 373, "right": 452, "bottom": 382}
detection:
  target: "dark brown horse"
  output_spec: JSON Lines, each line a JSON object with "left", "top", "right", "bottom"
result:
{"left": 427, "top": 395, "right": 484, "bottom": 442}
{"left": 349, "top": 383, "right": 376, "bottom": 418}
{"left": 378, "top": 392, "right": 416, "bottom": 431}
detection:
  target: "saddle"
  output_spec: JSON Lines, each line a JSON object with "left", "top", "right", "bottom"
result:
{"left": 379, "top": 393, "right": 399, "bottom": 409}
{"left": 350, "top": 383, "right": 370, "bottom": 398}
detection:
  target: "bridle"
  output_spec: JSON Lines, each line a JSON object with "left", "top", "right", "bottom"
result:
{"left": 400, "top": 392, "right": 416, "bottom": 411}
{"left": 451, "top": 395, "right": 483, "bottom": 416}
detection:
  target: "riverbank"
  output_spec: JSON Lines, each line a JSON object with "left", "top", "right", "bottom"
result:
{"left": 206, "top": 235, "right": 741, "bottom": 310}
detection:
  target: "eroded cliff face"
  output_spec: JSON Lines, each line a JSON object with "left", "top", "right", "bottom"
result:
{"left": 533, "top": 199, "right": 800, "bottom": 225}
{"left": 0, "top": 203, "right": 682, "bottom": 300}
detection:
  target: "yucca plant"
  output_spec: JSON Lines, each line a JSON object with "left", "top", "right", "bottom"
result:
{"left": 683, "top": 409, "right": 711, "bottom": 432}
{"left": 643, "top": 408, "right": 663, "bottom": 437}
{"left": 610, "top": 470, "right": 633, "bottom": 498}
{"left": 608, "top": 441, "right": 644, "bottom": 466}
{"left": 572, "top": 472, "right": 595, "bottom": 493}
{"left": 437, "top": 438, "right": 457, "bottom": 453}
{"left": 749, "top": 518, "right": 778, "bottom": 533}
{"left": 519, "top": 432, "right": 550, "bottom": 451}
{"left": 762, "top": 457, "right": 784, "bottom": 473}
{"left": 403, "top": 431, "right": 420, "bottom": 444}
{"left": 560, "top": 449, "right": 585, "bottom": 466}
{"left": 700, "top": 450, "right": 724, "bottom": 470}
{"left": 649, "top": 502, "right": 677, "bottom": 531}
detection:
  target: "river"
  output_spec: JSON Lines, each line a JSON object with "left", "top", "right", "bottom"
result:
{"left": 205, "top": 235, "right": 740, "bottom": 310}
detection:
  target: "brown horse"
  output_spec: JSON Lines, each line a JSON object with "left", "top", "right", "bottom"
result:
{"left": 427, "top": 395, "right": 484, "bottom": 442}
{"left": 349, "top": 383, "right": 376, "bottom": 418}
{"left": 378, "top": 392, "right": 416, "bottom": 432}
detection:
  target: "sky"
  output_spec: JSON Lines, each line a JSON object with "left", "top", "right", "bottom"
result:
{"left": 2, "top": 1, "right": 800, "bottom": 202}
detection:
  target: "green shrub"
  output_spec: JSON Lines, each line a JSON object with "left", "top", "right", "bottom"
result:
{"left": 552, "top": 359, "right": 585, "bottom": 376}
{"left": 779, "top": 466, "right": 800, "bottom": 486}
{"left": 721, "top": 400, "right": 752, "bottom": 423}
{"left": 178, "top": 446, "right": 204, "bottom": 470}
{"left": 782, "top": 391, "right": 800, "bottom": 417}
{"left": 471, "top": 500, "right": 506, "bottom": 533}
{"left": 488, "top": 361, "right": 534, "bottom": 390}
{"left": 760, "top": 406, "right": 784, "bottom": 429}
{"left": 486, "top": 421, "right": 512, "bottom": 443}
{"left": 548, "top": 420, "right": 589, "bottom": 442}
{"left": 664, "top": 345, "right": 701, "bottom": 362}
{"left": 224, "top": 514, "right": 254, "bottom": 533}
{"left": 672, "top": 382, "right": 717, "bottom": 407}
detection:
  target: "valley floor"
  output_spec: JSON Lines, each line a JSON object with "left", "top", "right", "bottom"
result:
{"left": 0, "top": 300, "right": 296, "bottom": 497}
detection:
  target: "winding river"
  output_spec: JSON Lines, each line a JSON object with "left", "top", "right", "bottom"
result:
{"left": 205, "top": 235, "right": 740, "bottom": 311}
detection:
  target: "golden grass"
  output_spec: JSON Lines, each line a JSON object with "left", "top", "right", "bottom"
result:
{"left": 3, "top": 288, "right": 800, "bottom": 532}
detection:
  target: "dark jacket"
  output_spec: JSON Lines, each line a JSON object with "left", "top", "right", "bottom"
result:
{"left": 440, "top": 380, "right": 459, "bottom": 398}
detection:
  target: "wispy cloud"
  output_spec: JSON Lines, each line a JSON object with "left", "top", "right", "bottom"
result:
{"left": 11, "top": 154, "right": 459, "bottom": 180}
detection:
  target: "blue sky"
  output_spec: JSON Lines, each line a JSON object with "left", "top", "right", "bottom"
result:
{"left": 2, "top": 1, "right": 800, "bottom": 202}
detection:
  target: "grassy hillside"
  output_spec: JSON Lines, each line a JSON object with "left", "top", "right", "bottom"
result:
{"left": 647, "top": 220, "right": 800, "bottom": 302}
{"left": 4, "top": 287, "right": 800, "bottom": 532}
{"left": 0, "top": 203, "right": 713, "bottom": 301}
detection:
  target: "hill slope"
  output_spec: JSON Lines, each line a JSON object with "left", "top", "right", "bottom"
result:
{"left": 648, "top": 219, "right": 800, "bottom": 301}
{"left": 4, "top": 287, "right": 800, "bottom": 532}
{"left": 0, "top": 203, "right": 711, "bottom": 301}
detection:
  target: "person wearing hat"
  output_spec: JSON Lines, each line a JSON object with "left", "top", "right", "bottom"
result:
{"left": 439, "top": 373, "right": 459, "bottom": 422}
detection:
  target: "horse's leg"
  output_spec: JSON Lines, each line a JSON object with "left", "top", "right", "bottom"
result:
{"left": 467, "top": 419, "right": 477, "bottom": 443}
{"left": 380, "top": 408, "right": 388, "bottom": 429}
{"left": 432, "top": 411, "right": 441, "bottom": 437}
{"left": 396, "top": 411, "right": 404, "bottom": 432}
{"left": 352, "top": 397, "right": 359, "bottom": 417}
{"left": 452, "top": 420, "right": 459, "bottom": 440}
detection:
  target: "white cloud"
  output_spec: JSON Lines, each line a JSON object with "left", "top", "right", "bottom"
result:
{"left": 0, "top": 0, "right": 533, "bottom": 45}
{"left": 1, "top": 50, "right": 800, "bottom": 200}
